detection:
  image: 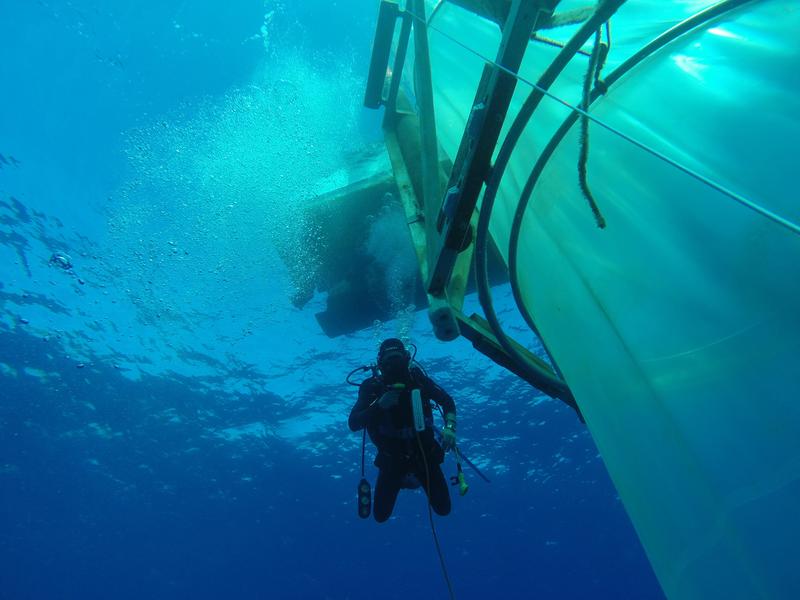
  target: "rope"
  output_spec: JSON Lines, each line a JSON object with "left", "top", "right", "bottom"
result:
{"left": 403, "top": 2, "right": 800, "bottom": 236}
{"left": 416, "top": 431, "right": 455, "bottom": 600}
{"left": 578, "top": 28, "right": 607, "bottom": 229}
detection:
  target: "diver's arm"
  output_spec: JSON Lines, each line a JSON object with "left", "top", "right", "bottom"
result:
{"left": 348, "top": 381, "right": 380, "bottom": 431}
{"left": 419, "top": 372, "right": 457, "bottom": 449}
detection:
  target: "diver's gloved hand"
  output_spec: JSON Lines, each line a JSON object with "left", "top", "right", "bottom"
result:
{"left": 378, "top": 389, "right": 401, "bottom": 410}
{"left": 441, "top": 426, "right": 456, "bottom": 452}
{"left": 441, "top": 413, "right": 457, "bottom": 451}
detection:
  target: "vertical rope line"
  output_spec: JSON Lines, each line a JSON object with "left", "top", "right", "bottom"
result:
{"left": 361, "top": 428, "right": 366, "bottom": 478}
{"left": 416, "top": 432, "right": 455, "bottom": 600}
{"left": 578, "top": 28, "right": 607, "bottom": 229}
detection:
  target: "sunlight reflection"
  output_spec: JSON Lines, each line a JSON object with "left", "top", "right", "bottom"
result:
{"left": 672, "top": 54, "right": 708, "bottom": 81}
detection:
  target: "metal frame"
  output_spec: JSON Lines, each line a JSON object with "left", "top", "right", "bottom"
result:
{"left": 362, "top": 0, "right": 580, "bottom": 414}
{"left": 428, "top": 0, "right": 554, "bottom": 296}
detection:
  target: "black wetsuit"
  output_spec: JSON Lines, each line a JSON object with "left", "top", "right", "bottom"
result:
{"left": 348, "top": 366, "right": 456, "bottom": 523}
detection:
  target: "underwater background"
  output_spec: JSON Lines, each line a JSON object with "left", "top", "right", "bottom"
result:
{"left": 1, "top": 1, "right": 664, "bottom": 598}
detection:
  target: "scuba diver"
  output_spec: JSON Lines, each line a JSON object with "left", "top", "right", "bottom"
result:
{"left": 348, "top": 338, "right": 458, "bottom": 523}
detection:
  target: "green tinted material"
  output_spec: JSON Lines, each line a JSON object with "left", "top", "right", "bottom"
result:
{"left": 423, "top": 1, "right": 800, "bottom": 597}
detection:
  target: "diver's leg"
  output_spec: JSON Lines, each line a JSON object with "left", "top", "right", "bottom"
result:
{"left": 373, "top": 468, "right": 401, "bottom": 523}
{"left": 417, "top": 463, "right": 451, "bottom": 516}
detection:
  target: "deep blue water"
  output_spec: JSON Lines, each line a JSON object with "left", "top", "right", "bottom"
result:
{"left": 1, "top": 1, "right": 663, "bottom": 598}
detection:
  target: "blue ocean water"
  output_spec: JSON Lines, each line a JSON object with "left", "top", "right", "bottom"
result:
{"left": 1, "top": 2, "right": 663, "bottom": 599}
